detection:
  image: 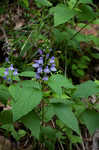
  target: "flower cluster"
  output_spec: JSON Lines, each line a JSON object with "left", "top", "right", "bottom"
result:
{"left": 5, "top": 57, "right": 10, "bottom": 63}
{"left": 32, "top": 48, "right": 56, "bottom": 81}
{"left": 3, "top": 64, "right": 18, "bottom": 82}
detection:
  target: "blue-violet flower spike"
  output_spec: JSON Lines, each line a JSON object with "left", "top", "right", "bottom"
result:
{"left": 49, "top": 56, "right": 55, "bottom": 64}
{"left": 37, "top": 67, "right": 42, "bottom": 73}
{"left": 5, "top": 57, "right": 9, "bottom": 63}
{"left": 38, "top": 49, "right": 43, "bottom": 55}
{"left": 42, "top": 76, "right": 48, "bottom": 81}
{"left": 13, "top": 69, "right": 18, "bottom": 76}
{"left": 8, "top": 78, "right": 11, "bottom": 82}
{"left": 4, "top": 68, "right": 9, "bottom": 76}
{"left": 3, "top": 76, "right": 7, "bottom": 80}
{"left": 50, "top": 65, "right": 56, "bottom": 72}
{"left": 44, "top": 66, "right": 50, "bottom": 73}
{"left": 32, "top": 63, "right": 39, "bottom": 68}
{"left": 9, "top": 64, "right": 14, "bottom": 71}
{"left": 46, "top": 53, "right": 49, "bottom": 59}
{"left": 36, "top": 73, "right": 40, "bottom": 79}
{"left": 38, "top": 57, "right": 43, "bottom": 65}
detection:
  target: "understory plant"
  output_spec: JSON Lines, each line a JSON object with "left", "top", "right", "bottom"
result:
{"left": 0, "top": 0, "right": 99, "bottom": 150}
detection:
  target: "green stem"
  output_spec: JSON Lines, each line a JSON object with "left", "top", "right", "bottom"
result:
{"left": 41, "top": 100, "right": 45, "bottom": 126}
{"left": 73, "top": 0, "right": 80, "bottom": 8}
{"left": 65, "top": 49, "right": 67, "bottom": 77}
{"left": 70, "top": 17, "right": 96, "bottom": 41}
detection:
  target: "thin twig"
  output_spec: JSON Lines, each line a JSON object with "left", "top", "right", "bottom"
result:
{"left": 70, "top": 17, "right": 96, "bottom": 41}
{"left": 20, "top": 30, "right": 33, "bottom": 55}
{"left": 0, "top": 26, "right": 9, "bottom": 43}
{"left": 80, "top": 134, "right": 86, "bottom": 150}
{"left": 76, "top": 144, "right": 81, "bottom": 150}
{"left": 85, "top": 131, "right": 89, "bottom": 150}
{"left": 51, "top": 120, "right": 64, "bottom": 150}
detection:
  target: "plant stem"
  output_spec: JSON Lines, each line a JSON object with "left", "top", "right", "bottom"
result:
{"left": 51, "top": 120, "right": 64, "bottom": 150}
{"left": 70, "top": 18, "right": 96, "bottom": 41}
{"left": 41, "top": 100, "right": 45, "bottom": 126}
{"left": 65, "top": 49, "right": 67, "bottom": 77}
{"left": 73, "top": 0, "right": 80, "bottom": 8}
{"left": 80, "top": 134, "right": 86, "bottom": 150}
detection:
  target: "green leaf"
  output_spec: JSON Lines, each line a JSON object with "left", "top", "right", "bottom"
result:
{"left": 49, "top": 98, "right": 73, "bottom": 105}
{"left": 81, "top": 110, "right": 99, "bottom": 135}
{"left": 17, "top": 130, "right": 26, "bottom": 139}
{"left": 77, "top": 5, "right": 95, "bottom": 21}
{"left": 45, "top": 105, "right": 55, "bottom": 122}
{"left": 16, "top": 80, "right": 42, "bottom": 90}
{"left": 23, "top": 0, "right": 29, "bottom": 7}
{"left": 41, "top": 126, "right": 57, "bottom": 141}
{"left": 79, "top": 0, "right": 93, "bottom": 4}
{"left": 72, "top": 64, "right": 77, "bottom": 70}
{"left": 0, "top": 110, "right": 13, "bottom": 124}
{"left": 1, "top": 124, "right": 26, "bottom": 140}
{"left": 93, "top": 19, "right": 99, "bottom": 24}
{"left": 1, "top": 124, "right": 19, "bottom": 140}
{"left": 53, "top": 104, "right": 80, "bottom": 134}
{"left": 50, "top": 5, "right": 76, "bottom": 26}
{"left": 48, "top": 74, "right": 74, "bottom": 96}
{"left": 0, "top": 85, "right": 12, "bottom": 105}
{"left": 21, "top": 111, "right": 40, "bottom": 139}
{"left": 73, "top": 101, "right": 86, "bottom": 117}
{"left": 9, "top": 83, "right": 42, "bottom": 121}
{"left": 0, "top": 67, "right": 6, "bottom": 77}
{"left": 19, "top": 0, "right": 29, "bottom": 8}
{"left": 73, "top": 80, "right": 99, "bottom": 99}
{"left": 19, "top": 71, "right": 35, "bottom": 77}
{"left": 35, "top": 0, "right": 52, "bottom": 7}
{"left": 53, "top": 29, "right": 67, "bottom": 43}
{"left": 76, "top": 69, "right": 85, "bottom": 77}
{"left": 70, "top": 135, "right": 82, "bottom": 144}
{"left": 68, "top": 0, "right": 78, "bottom": 8}
{"left": 91, "top": 53, "right": 99, "bottom": 59}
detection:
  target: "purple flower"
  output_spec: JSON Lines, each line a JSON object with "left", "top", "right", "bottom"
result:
{"left": 50, "top": 65, "right": 56, "bottom": 72}
{"left": 5, "top": 57, "right": 9, "bottom": 63}
{"left": 8, "top": 78, "right": 11, "bottom": 82}
{"left": 36, "top": 73, "right": 40, "bottom": 79}
{"left": 13, "top": 69, "right": 18, "bottom": 76}
{"left": 9, "top": 64, "right": 14, "bottom": 71}
{"left": 37, "top": 67, "right": 42, "bottom": 73}
{"left": 46, "top": 53, "right": 49, "bottom": 59}
{"left": 35, "top": 57, "right": 43, "bottom": 65}
{"left": 44, "top": 66, "right": 50, "bottom": 73}
{"left": 38, "top": 57, "right": 43, "bottom": 65}
{"left": 34, "top": 60, "right": 39, "bottom": 63}
{"left": 3, "top": 76, "right": 7, "bottom": 80}
{"left": 49, "top": 56, "right": 55, "bottom": 64}
{"left": 4, "top": 68, "right": 9, "bottom": 76}
{"left": 38, "top": 49, "right": 43, "bottom": 55}
{"left": 32, "top": 63, "right": 39, "bottom": 68}
{"left": 42, "top": 76, "right": 48, "bottom": 81}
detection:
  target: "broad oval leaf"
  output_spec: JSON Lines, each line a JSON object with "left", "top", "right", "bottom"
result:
{"left": 48, "top": 74, "right": 74, "bottom": 96}
{"left": 53, "top": 104, "right": 80, "bottom": 134}
{"left": 19, "top": 71, "right": 35, "bottom": 77}
{"left": 9, "top": 84, "right": 42, "bottom": 121}
{"left": 81, "top": 110, "right": 99, "bottom": 135}
{"left": 50, "top": 5, "right": 76, "bottom": 26}
{"left": 35, "top": 0, "right": 52, "bottom": 7}
{"left": 73, "top": 80, "right": 99, "bottom": 99}
{"left": 21, "top": 111, "right": 40, "bottom": 139}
